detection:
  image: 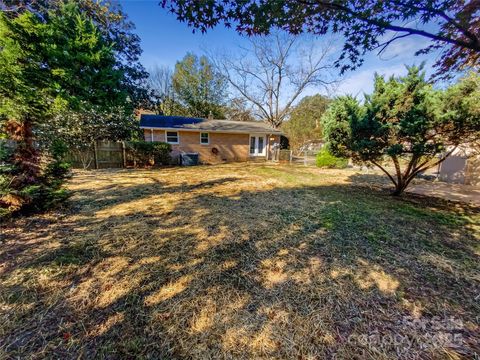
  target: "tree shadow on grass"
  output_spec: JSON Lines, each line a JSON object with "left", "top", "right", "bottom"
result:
{"left": 1, "top": 171, "right": 479, "bottom": 359}
{"left": 70, "top": 175, "right": 241, "bottom": 214}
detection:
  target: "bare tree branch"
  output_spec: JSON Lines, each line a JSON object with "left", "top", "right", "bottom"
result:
{"left": 213, "top": 32, "right": 339, "bottom": 128}
{"left": 147, "top": 65, "right": 176, "bottom": 115}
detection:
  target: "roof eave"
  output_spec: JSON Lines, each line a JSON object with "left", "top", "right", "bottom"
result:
{"left": 139, "top": 126, "right": 283, "bottom": 135}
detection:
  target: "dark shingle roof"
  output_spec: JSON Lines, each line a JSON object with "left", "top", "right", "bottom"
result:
{"left": 139, "top": 115, "right": 282, "bottom": 135}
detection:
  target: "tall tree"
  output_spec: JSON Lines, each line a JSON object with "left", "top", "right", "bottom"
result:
{"left": 172, "top": 53, "right": 227, "bottom": 118}
{"left": 322, "top": 66, "right": 480, "bottom": 195}
{"left": 282, "top": 94, "right": 331, "bottom": 151}
{"left": 3, "top": 0, "right": 149, "bottom": 106}
{"left": 162, "top": 0, "right": 480, "bottom": 78}
{"left": 215, "top": 32, "right": 336, "bottom": 128}
{"left": 0, "top": 2, "right": 130, "bottom": 185}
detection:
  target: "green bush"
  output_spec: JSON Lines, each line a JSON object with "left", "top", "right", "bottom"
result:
{"left": 316, "top": 148, "right": 348, "bottom": 168}
{"left": 19, "top": 184, "right": 70, "bottom": 213}
{"left": 44, "top": 139, "right": 71, "bottom": 181}
{"left": 128, "top": 141, "right": 171, "bottom": 167}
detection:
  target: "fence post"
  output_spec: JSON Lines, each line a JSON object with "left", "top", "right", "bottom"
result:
{"left": 464, "top": 157, "right": 469, "bottom": 185}
{"left": 122, "top": 141, "right": 126, "bottom": 168}
{"left": 93, "top": 141, "right": 99, "bottom": 169}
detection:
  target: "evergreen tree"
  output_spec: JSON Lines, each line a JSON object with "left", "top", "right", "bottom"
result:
{"left": 322, "top": 66, "right": 480, "bottom": 195}
{"left": 0, "top": 1, "right": 144, "bottom": 213}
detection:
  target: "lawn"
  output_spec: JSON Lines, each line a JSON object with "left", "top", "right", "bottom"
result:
{"left": 1, "top": 164, "right": 479, "bottom": 359}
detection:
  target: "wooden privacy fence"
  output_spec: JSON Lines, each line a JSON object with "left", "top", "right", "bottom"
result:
{"left": 66, "top": 141, "right": 126, "bottom": 169}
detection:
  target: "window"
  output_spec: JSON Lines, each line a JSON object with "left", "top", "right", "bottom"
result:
{"left": 258, "top": 136, "right": 264, "bottom": 152}
{"left": 200, "top": 132, "right": 209, "bottom": 145}
{"left": 166, "top": 131, "right": 179, "bottom": 144}
{"left": 250, "top": 136, "right": 256, "bottom": 154}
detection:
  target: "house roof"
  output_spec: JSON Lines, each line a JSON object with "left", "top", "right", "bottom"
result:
{"left": 139, "top": 115, "right": 283, "bottom": 135}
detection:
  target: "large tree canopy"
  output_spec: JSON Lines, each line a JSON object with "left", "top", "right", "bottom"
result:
{"left": 1, "top": 2, "right": 120, "bottom": 171}
{"left": 0, "top": 1, "right": 142, "bottom": 189}
{"left": 162, "top": 0, "right": 480, "bottom": 77}
{"left": 1, "top": 1, "right": 149, "bottom": 213}
{"left": 0, "top": 4, "right": 127, "bottom": 115}
{"left": 322, "top": 66, "right": 480, "bottom": 195}
{"left": 3, "top": 0, "right": 149, "bottom": 107}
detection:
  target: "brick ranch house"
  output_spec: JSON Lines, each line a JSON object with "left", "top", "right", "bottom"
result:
{"left": 140, "top": 115, "right": 283, "bottom": 164}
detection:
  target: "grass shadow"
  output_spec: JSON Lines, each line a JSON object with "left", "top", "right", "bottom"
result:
{"left": 1, "top": 165, "right": 478, "bottom": 358}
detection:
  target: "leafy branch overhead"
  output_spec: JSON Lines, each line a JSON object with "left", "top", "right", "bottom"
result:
{"left": 162, "top": 0, "right": 480, "bottom": 78}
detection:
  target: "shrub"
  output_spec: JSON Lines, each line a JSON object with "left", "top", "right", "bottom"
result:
{"left": 128, "top": 141, "right": 171, "bottom": 167}
{"left": 19, "top": 184, "right": 70, "bottom": 213}
{"left": 316, "top": 148, "right": 348, "bottom": 168}
{"left": 44, "top": 139, "right": 71, "bottom": 181}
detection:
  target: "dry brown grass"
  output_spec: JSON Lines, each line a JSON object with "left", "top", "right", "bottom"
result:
{"left": 0, "top": 163, "right": 479, "bottom": 359}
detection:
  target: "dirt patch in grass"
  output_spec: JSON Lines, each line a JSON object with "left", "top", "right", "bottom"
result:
{"left": 1, "top": 164, "right": 479, "bottom": 359}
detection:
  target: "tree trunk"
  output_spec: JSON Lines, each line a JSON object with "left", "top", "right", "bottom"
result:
{"left": 391, "top": 180, "right": 407, "bottom": 196}
{"left": 371, "top": 158, "right": 412, "bottom": 196}
{"left": 5, "top": 119, "right": 41, "bottom": 187}
{"left": 373, "top": 152, "right": 455, "bottom": 196}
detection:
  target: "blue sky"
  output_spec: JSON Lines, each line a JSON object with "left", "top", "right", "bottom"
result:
{"left": 120, "top": 0, "right": 441, "bottom": 97}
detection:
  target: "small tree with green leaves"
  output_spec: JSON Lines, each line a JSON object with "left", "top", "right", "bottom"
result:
{"left": 322, "top": 66, "right": 480, "bottom": 195}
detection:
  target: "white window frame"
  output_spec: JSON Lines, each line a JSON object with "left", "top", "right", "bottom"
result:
{"left": 200, "top": 132, "right": 209, "bottom": 145}
{"left": 165, "top": 130, "right": 179, "bottom": 144}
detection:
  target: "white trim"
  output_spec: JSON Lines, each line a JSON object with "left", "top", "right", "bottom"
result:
{"left": 150, "top": 128, "right": 154, "bottom": 142}
{"left": 199, "top": 132, "right": 210, "bottom": 145}
{"left": 165, "top": 130, "right": 179, "bottom": 144}
{"left": 140, "top": 126, "right": 282, "bottom": 136}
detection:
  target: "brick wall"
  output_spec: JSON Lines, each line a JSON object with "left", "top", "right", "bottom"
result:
{"left": 143, "top": 129, "right": 250, "bottom": 164}
{"left": 143, "top": 129, "right": 282, "bottom": 164}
